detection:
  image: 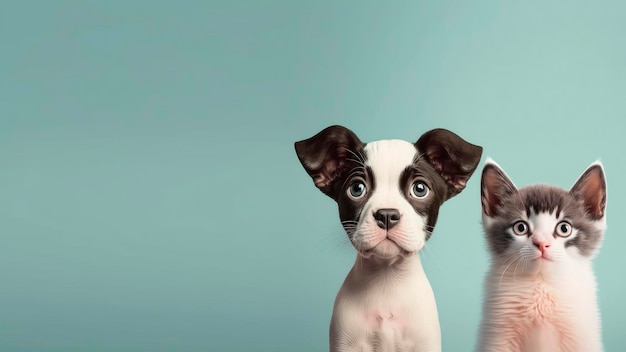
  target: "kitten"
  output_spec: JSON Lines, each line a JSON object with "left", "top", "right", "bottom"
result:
{"left": 477, "top": 159, "right": 607, "bottom": 352}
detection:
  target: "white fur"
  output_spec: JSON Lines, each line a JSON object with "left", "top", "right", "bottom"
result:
{"left": 350, "top": 140, "right": 427, "bottom": 256}
{"left": 478, "top": 213, "right": 604, "bottom": 351}
{"left": 330, "top": 140, "right": 441, "bottom": 352}
{"left": 331, "top": 255, "right": 440, "bottom": 352}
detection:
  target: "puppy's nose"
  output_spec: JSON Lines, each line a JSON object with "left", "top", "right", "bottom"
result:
{"left": 374, "top": 208, "right": 401, "bottom": 230}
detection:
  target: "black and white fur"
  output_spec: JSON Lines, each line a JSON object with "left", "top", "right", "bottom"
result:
{"left": 295, "top": 125, "right": 482, "bottom": 352}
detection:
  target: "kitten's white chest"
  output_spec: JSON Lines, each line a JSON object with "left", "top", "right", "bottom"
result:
{"left": 522, "top": 281, "right": 558, "bottom": 322}
{"left": 522, "top": 322, "right": 561, "bottom": 352}
{"left": 479, "top": 268, "right": 602, "bottom": 352}
{"left": 508, "top": 281, "right": 569, "bottom": 351}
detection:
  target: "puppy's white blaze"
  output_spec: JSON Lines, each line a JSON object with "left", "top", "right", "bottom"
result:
{"left": 363, "top": 140, "right": 416, "bottom": 190}
{"left": 353, "top": 140, "right": 426, "bottom": 253}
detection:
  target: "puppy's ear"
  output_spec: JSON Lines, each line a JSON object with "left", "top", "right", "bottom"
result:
{"left": 295, "top": 125, "right": 364, "bottom": 199}
{"left": 416, "top": 129, "right": 483, "bottom": 199}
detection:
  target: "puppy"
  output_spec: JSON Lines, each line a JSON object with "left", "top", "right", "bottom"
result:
{"left": 295, "top": 125, "right": 482, "bottom": 352}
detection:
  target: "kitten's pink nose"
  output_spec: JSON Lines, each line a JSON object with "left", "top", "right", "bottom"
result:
{"left": 533, "top": 240, "right": 551, "bottom": 252}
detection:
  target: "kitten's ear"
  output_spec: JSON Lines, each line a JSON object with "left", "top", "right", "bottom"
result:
{"left": 295, "top": 125, "right": 364, "bottom": 199}
{"left": 481, "top": 159, "right": 517, "bottom": 217}
{"left": 570, "top": 162, "right": 607, "bottom": 220}
{"left": 416, "top": 129, "right": 483, "bottom": 199}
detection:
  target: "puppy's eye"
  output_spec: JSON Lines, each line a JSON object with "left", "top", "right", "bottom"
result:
{"left": 512, "top": 221, "right": 529, "bottom": 236}
{"left": 555, "top": 221, "right": 572, "bottom": 237}
{"left": 347, "top": 182, "right": 367, "bottom": 199}
{"left": 410, "top": 181, "right": 429, "bottom": 199}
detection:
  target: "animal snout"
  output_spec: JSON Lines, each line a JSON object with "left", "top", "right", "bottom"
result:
{"left": 373, "top": 208, "right": 401, "bottom": 230}
{"left": 532, "top": 239, "right": 551, "bottom": 252}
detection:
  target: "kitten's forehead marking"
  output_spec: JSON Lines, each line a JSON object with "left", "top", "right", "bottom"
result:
{"left": 526, "top": 210, "right": 576, "bottom": 240}
{"left": 528, "top": 209, "right": 564, "bottom": 225}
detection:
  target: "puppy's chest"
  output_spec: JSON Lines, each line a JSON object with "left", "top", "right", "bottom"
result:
{"left": 333, "top": 288, "right": 438, "bottom": 351}
{"left": 357, "top": 305, "right": 422, "bottom": 351}
{"left": 343, "top": 293, "right": 423, "bottom": 332}
{"left": 365, "top": 307, "right": 410, "bottom": 333}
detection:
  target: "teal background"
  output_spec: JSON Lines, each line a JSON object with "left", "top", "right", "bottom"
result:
{"left": 1, "top": 1, "right": 624, "bottom": 351}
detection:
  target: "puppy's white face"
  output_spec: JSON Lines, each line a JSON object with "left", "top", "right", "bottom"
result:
{"left": 343, "top": 140, "right": 438, "bottom": 259}
{"left": 295, "top": 126, "right": 483, "bottom": 260}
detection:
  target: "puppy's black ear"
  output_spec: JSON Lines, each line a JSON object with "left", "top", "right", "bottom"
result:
{"left": 416, "top": 129, "right": 483, "bottom": 199}
{"left": 295, "top": 125, "right": 364, "bottom": 199}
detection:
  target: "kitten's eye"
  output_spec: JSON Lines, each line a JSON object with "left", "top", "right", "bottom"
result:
{"left": 555, "top": 221, "right": 573, "bottom": 237}
{"left": 512, "top": 221, "right": 529, "bottom": 236}
{"left": 410, "top": 181, "right": 429, "bottom": 199}
{"left": 347, "top": 181, "right": 367, "bottom": 199}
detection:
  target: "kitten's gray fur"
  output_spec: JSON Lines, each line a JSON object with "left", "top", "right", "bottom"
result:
{"left": 483, "top": 185, "right": 604, "bottom": 257}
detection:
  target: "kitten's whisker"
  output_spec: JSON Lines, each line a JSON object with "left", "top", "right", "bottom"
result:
{"left": 512, "top": 254, "right": 526, "bottom": 280}
{"left": 498, "top": 253, "right": 522, "bottom": 288}
{"left": 522, "top": 258, "right": 529, "bottom": 278}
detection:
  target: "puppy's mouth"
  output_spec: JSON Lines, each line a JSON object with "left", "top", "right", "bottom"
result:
{"left": 360, "top": 238, "right": 413, "bottom": 259}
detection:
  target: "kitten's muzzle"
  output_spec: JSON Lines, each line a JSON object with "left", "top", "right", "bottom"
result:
{"left": 374, "top": 208, "right": 401, "bottom": 230}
